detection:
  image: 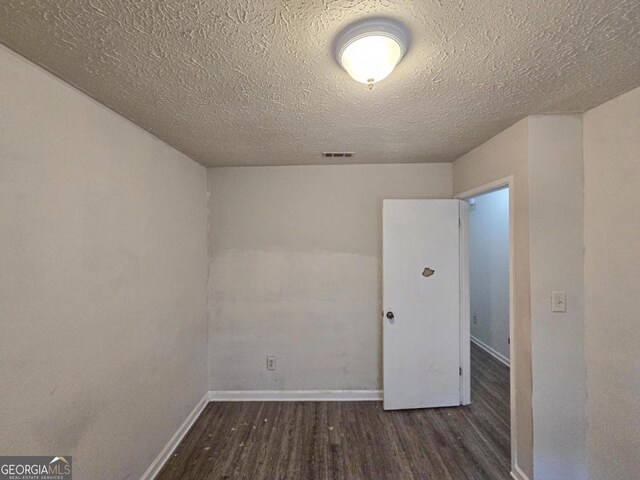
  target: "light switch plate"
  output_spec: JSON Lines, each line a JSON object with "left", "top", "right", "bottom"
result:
{"left": 552, "top": 291, "right": 567, "bottom": 313}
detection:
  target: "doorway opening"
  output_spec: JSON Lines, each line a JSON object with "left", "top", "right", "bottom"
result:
{"left": 457, "top": 179, "right": 514, "bottom": 474}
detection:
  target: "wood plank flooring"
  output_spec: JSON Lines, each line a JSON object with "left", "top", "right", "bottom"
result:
{"left": 156, "top": 343, "right": 510, "bottom": 480}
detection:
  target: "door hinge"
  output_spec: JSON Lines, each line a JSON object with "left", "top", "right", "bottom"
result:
{"left": 459, "top": 367, "right": 463, "bottom": 376}
{"left": 508, "top": 337, "right": 511, "bottom": 344}
{"left": 459, "top": 218, "right": 461, "bottom": 228}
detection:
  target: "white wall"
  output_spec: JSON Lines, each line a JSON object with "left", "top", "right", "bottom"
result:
{"left": 453, "top": 118, "right": 533, "bottom": 478}
{"left": 454, "top": 115, "right": 596, "bottom": 480}
{"left": 469, "top": 188, "right": 510, "bottom": 362}
{"left": 207, "top": 164, "right": 452, "bottom": 391}
{"left": 0, "top": 45, "right": 209, "bottom": 480}
{"left": 583, "top": 86, "right": 640, "bottom": 480}
{"left": 528, "top": 115, "right": 587, "bottom": 480}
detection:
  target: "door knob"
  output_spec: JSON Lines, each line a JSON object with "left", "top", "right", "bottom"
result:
{"left": 386, "top": 311, "right": 394, "bottom": 320}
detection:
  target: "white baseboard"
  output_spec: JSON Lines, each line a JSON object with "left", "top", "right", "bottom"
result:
{"left": 471, "top": 335, "right": 510, "bottom": 367}
{"left": 208, "top": 389, "right": 383, "bottom": 402}
{"left": 140, "top": 392, "right": 209, "bottom": 480}
{"left": 511, "top": 464, "right": 530, "bottom": 480}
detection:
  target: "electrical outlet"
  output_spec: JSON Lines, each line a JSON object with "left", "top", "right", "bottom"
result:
{"left": 266, "top": 356, "right": 276, "bottom": 371}
{"left": 473, "top": 314, "right": 478, "bottom": 325}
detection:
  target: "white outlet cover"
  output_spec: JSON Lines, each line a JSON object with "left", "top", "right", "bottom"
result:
{"left": 266, "top": 356, "right": 276, "bottom": 370}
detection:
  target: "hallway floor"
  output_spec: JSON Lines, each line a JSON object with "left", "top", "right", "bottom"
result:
{"left": 156, "top": 343, "right": 510, "bottom": 480}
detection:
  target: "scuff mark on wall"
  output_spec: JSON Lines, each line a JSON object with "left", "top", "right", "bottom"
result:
{"left": 32, "top": 390, "right": 97, "bottom": 452}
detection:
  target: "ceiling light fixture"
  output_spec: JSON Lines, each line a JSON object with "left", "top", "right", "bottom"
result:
{"left": 335, "top": 18, "right": 410, "bottom": 90}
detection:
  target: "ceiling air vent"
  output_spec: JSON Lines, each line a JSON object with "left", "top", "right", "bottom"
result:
{"left": 322, "top": 152, "right": 355, "bottom": 158}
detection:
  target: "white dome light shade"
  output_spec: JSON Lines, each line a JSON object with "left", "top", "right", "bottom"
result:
{"left": 335, "top": 18, "right": 409, "bottom": 87}
{"left": 341, "top": 35, "right": 402, "bottom": 84}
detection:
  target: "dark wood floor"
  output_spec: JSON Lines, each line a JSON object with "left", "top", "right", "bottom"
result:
{"left": 157, "top": 343, "right": 510, "bottom": 480}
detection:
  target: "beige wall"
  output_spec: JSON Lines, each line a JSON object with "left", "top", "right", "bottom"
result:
{"left": 529, "top": 116, "right": 587, "bottom": 479}
{"left": 208, "top": 164, "right": 452, "bottom": 391}
{"left": 583, "top": 86, "right": 640, "bottom": 479}
{"left": 0, "top": 45, "right": 209, "bottom": 480}
{"left": 453, "top": 118, "right": 533, "bottom": 478}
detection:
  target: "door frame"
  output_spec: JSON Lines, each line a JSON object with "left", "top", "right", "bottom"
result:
{"left": 454, "top": 176, "right": 516, "bottom": 475}
{"left": 459, "top": 200, "right": 471, "bottom": 405}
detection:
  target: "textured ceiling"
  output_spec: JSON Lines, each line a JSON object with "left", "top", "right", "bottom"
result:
{"left": 1, "top": 1, "right": 640, "bottom": 167}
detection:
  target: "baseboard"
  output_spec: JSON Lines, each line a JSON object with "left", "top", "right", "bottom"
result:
{"left": 208, "top": 389, "right": 383, "bottom": 401}
{"left": 140, "top": 392, "right": 209, "bottom": 480}
{"left": 471, "top": 335, "right": 510, "bottom": 367}
{"left": 510, "top": 464, "right": 531, "bottom": 480}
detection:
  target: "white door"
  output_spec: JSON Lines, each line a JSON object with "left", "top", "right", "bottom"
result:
{"left": 383, "top": 199, "right": 467, "bottom": 410}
